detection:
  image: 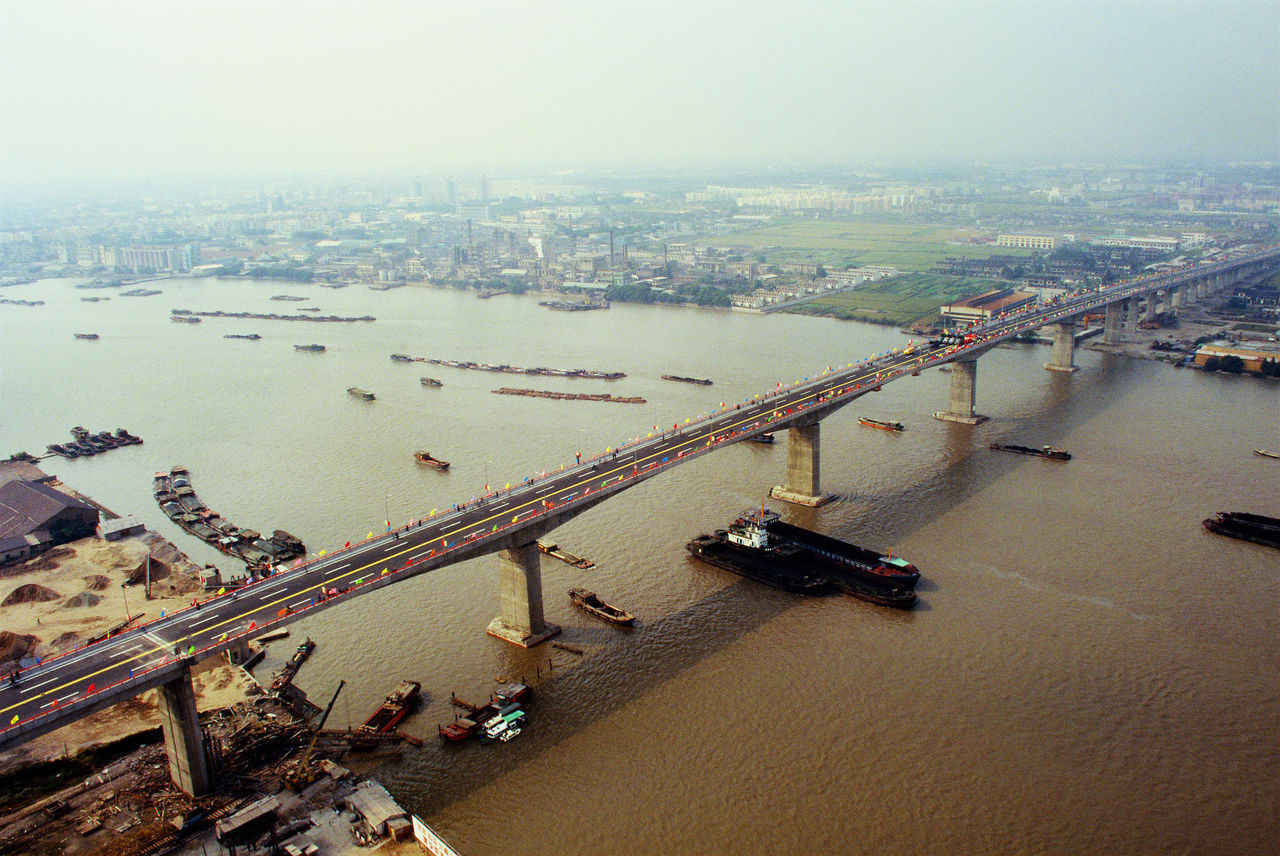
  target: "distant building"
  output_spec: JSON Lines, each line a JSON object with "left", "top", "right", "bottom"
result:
{"left": 1091, "top": 235, "right": 1179, "bottom": 253}
{"left": 118, "top": 244, "right": 199, "bottom": 273}
{"left": 997, "top": 234, "right": 1056, "bottom": 250}
{"left": 1194, "top": 344, "right": 1280, "bottom": 373}
{"left": 940, "top": 289, "right": 1038, "bottom": 327}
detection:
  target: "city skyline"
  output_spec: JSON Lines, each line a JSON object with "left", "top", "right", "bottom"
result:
{"left": 1, "top": 0, "right": 1277, "bottom": 188}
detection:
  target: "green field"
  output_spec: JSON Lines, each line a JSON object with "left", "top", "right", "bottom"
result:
{"left": 786, "top": 273, "right": 994, "bottom": 326}
{"left": 699, "top": 221, "right": 1037, "bottom": 271}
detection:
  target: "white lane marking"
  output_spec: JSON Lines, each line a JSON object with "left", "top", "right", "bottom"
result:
{"left": 187, "top": 614, "right": 222, "bottom": 629}
{"left": 290, "top": 599, "right": 311, "bottom": 609}
{"left": 490, "top": 501, "right": 510, "bottom": 510}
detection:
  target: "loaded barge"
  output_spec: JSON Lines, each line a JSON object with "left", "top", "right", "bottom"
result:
{"left": 1202, "top": 512, "right": 1280, "bottom": 550}
{"left": 687, "top": 510, "right": 918, "bottom": 607}
{"left": 361, "top": 680, "right": 421, "bottom": 733}
{"left": 661, "top": 374, "right": 713, "bottom": 386}
{"left": 153, "top": 466, "right": 305, "bottom": 567}
{"left": 393, "top": 354, "right": 624, "bottom": 380}
{"left": 989, "top": 442, "right": 1071, "bottom": 461}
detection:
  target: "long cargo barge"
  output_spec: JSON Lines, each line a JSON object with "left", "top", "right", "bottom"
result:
{"left": 1202, "top": 511, "right": 1280, "bottom": 549}
{"left": 47, "top": 427, "right": 142, "bottom": 459}
{"left": 687, "top": 510, "right": 918, "bottom": 607}
{"left": 661, "top": 374, "right": 713, "bottom": 385}
{"left": 989, "top": 442, "right": 1071, "bottom": 461}
{"left": 493, "top": 387, "right": 645, "bottom": 404}
{"left": 392, "top": 354, "right": 624, "bottom": 380}
{"left": 153, "top": 466, "right": 305, "bottom": 567}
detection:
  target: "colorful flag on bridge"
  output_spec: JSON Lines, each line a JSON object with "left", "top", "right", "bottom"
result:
{"left": 344, "top": 541, "right": 350, "bottom": 548}
{"left": 216, "top": 587, "right": 225, "bottom": 595}
{"left": 9, "top": 714, "right": 17, "bottom": 725}
{"left": 86, "top": 683, "right": 95, "bottom": 693}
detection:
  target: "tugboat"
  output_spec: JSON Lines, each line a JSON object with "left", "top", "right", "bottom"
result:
{"left": 859, "top": 417, "right": 904, "bottom": 431}
{"left": 360, "top": 680, "right": 421, "bottom": 733}
{"left": 420, "top": 377, "right": 443, "bottom": 387}
{"left": 568, "top": 588, "right": 635, "bottom": 626}
{"left": 989, "top": 442, "right": 1071, "bottom": 461}
{"left": 294, "top": 343, "right": 325, "bottom": 352}
{"left": 414, "top": 451, "right": 450, "bottom": 470}
{"left": 347, "top": 387, "right": 375, "bottom": 400}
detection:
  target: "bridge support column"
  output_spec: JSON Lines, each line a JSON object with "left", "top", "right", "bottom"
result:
{"left": 1044, "top": 321, "right": 1078, "bottom": 372}
{"left": 1182, "top": 283, "right": 1196, "bottom": 305}
{"left": 1197, "top": 279, "right": 1207, "bottom": 299}
{"left": 156, "top": 663, "right": 212, "bottom": 797}
{"left": 933, "top": 356, "right": 987, "bottom": 424}
{"left": 1126, "top": 297, "right": 1141, "bottom": 332}
{"left": 769, "top": 421, "right": 830, "bottom": 507}
{"left": 1172, "top": 285, "right": 1187, "bottom": 310}
{"left": 487, "top": 541, "right": 561, "bottom": 647}
{"left": 1144, "top": 293, "right": 1160, "bottom": 322}
{"left": 1103, "top": 301, "right": 1123, "bottom": 344}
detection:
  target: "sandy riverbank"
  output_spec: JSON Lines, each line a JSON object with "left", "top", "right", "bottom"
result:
{"left": 0, "top": 532, "right": 256, "bottom": 770}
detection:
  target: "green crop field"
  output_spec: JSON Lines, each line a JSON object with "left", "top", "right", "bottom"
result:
{"left": 785, "top": 273, "right": 995, "bottom": 326}
{"left": 699, "top": 220, "right": 1037, "bottom": 271}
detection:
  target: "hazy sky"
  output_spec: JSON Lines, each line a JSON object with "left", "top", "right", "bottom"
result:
{"left": 1, "top": 0, "right": 1277, "bottom": 182}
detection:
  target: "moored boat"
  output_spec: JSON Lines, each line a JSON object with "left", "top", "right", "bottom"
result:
{"left": 569, "top": 588, "right": 635, "bottom": 626}
{"left": 414, "top": 451, "right": 450, "bottom": 470}
{"left": 989, "top": 442, "right": 1070, "bottom": 461}
{"left": 746, "top": 433, "right": 775, "bottom": 444}
{"left": 347, "top": 387, "right": 375, "bottom": 400}
{"left": 859, "top": 417, "right": 904, "bottom": 431}
{"left": 360, "top": 680, "right": 421, "bottom": 733}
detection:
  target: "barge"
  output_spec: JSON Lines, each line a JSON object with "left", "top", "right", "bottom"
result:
{"left": 361, "top": 680, "right": 421, "bottom": 733}
{"left": 569, "top": 588, "right": 635, "bottom": 626}
{"left": 989, "top": 442, "right": 1071, "bottom": 461}
{"left": 420, "top": 377, "right": 443, "bottom": 387}
{"left": 415, "top": 451, "right": 450, "bottom": 470}
{"left": 347, "top": 387, "right": 376, "bottom": 400}
{"left": 687, "top": 510, "right": 918, "bottom": 607}
{"left": 295, "top": 343, "right": 326, "bottom": 352}
{"left": 859, "top": 417, "right": 904, "bottom": 431}
{"left": 224, "top": 333, "right": 262, "bottom": 340}
{"left": 1202, "top": 512, "right": 1280, "bottom": 550}
{"left": 74, "top": 333, "right": 100, "bottom": 340}
{"left": 415, "top": 357, "right": 624, "bottom": 380}
{"left": 661, "top": 374, "right": 713, "bottom": 386}
{"left": 152, "top": 466, "right": 305, "bottom": 567}
{"left": 745, "top": 433, "right": 775, "bottom": 444}
{"left": 537, "top": 540, "right": 594, "bottom": 569}
{"left": 439, "top": 683, "right": 530, "bottom": 742}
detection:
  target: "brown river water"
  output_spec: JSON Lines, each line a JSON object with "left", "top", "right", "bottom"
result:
{"left": 1, "top": 278, "right": 1276, "bottom": 854}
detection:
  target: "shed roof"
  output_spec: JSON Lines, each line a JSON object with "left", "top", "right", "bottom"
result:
{"left": 0, "top": 481, "right": 97, "bottom": 540}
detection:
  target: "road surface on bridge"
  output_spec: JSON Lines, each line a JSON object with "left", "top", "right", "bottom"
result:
{"left": 2, "top": 245, "right": 1275, "bottom": 745}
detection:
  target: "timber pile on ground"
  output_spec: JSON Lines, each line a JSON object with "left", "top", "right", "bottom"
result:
{"left": 493, "top": 387, "right": 646, "bottom": 404}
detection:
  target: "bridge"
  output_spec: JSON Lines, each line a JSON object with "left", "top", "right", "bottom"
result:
{"left": 2, "top": 245, "right": 1276, "bottom": 795}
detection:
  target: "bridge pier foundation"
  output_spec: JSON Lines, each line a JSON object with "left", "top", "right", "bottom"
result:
{"left": 1103, "top": 301, "right": 1123, "bottom": 344}
{"left": 156, "top": 663, "right": 212, "bottom": 797}
{"left": 769, "top": 422, "right": 830, "bottom": 507}
{"left": 1172, "top": 285, "right": 1187, "bottom": 310}
{"left": 1044, "top": 321, "right": 1078, "bottom": 372}
{"left": 487, "top": 541, "right": 561, "bottom": 647}
{"left": 1182, "top": 283, "right": 1196, "bottom": 305}
{"left": 933, "top": 356, "right": 987, "bottom": 424}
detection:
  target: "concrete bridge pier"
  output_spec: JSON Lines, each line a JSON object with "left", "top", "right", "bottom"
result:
{"left": 1126, "top": 297, "right": 1141, "bottom": 332}
{"left": 487, "top": 540, "right": 561, "bottom": 647}
{"left": 1103, "top": 301, "right": 1124, "bottom": 344}
{"left": 1144, "top": 293, "right": 1160, "bottom": 322}
{"left": 1044, "top": 320, "right": 1079, "bottom": 372}
{"left": 156, "top": 663, "right": 212, "bottom": 796}
{"left": 1182, "top": 283, "right": 1196, "bottom": 305}
{"left": 1197, "top": 279, "right": 1208, "bottom": 299}
{"left": 769, "top": 421, "right": 830, "bottom": 507}
{"left": 933, "top": 354, "right": 987, "bottom": 425}
{"left": 1172, "top": 285, "right": 1187, "bottom": 310}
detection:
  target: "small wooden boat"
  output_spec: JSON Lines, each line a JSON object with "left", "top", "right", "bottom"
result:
{"left": 859, "top": 417, "right": 904, "bottom": 431}
{"left": 746, "top": 433, "right": 775, "bottom": 444}
{"left": 569, "top": 588, "right": 635, "bottom": 626}
{"left": 1253, "top": 449, "right": 1279, "bottom": 459}
{"left": 415, "top": 451, "right": 450, "bottom": 470}
{"left": 347, "top": 387, "right": 375, "bottom": 400}
{"left": 74, "top": 333, "right": 100, "bottom": 340}
{"left": 420, "top": 377, "right": 443, "bottom": 387}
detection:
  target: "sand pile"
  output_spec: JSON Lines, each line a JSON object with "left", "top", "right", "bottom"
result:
{"left": 65, "top": 592, "right": 102, "bottom": 608}
{"left": 0, "top": 630, "right": 39, "bottom": 665}
{"left": 1, "top": 584, "right": 62, "bottom": 606}
{"left": 83, "top": 574, "right": 111, "bottom": 591}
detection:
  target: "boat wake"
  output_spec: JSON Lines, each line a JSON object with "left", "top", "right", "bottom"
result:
{"left": 981, "top": 565, "right": 1156, "bottom": 622}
